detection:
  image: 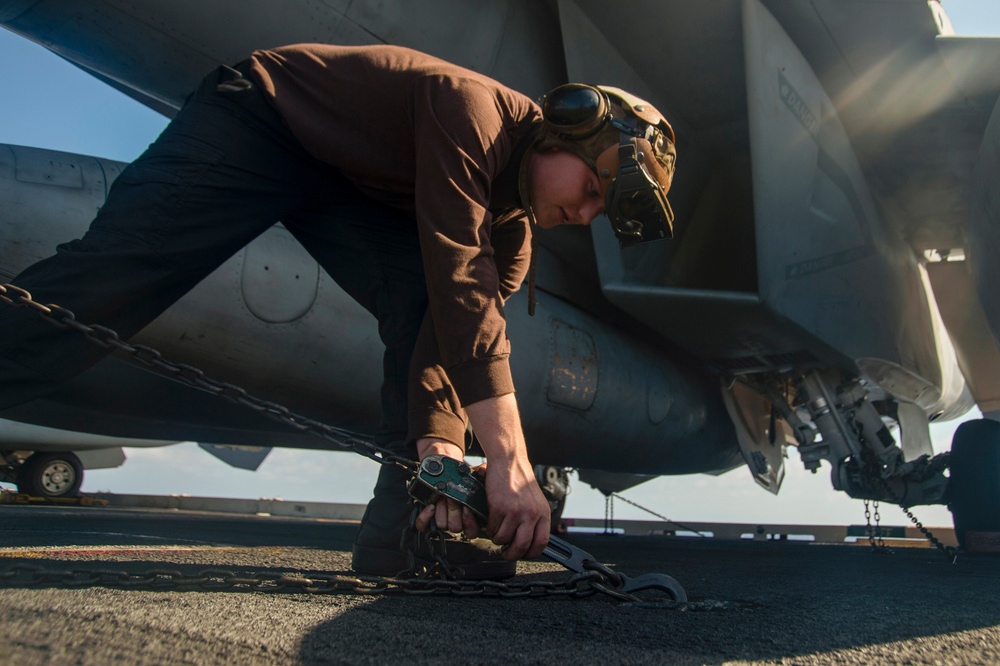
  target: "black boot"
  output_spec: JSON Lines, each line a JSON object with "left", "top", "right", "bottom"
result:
{"left": 351, "top": 461, "right": 516, "bottom": 580}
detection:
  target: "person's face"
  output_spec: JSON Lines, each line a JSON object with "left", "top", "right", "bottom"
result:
{"left": 527, "top": 149, "right": 605, "bottom": 229}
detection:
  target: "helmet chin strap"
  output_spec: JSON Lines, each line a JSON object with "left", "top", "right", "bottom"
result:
{"left": 517, "top": 142, "right": 541, "bottom": 317}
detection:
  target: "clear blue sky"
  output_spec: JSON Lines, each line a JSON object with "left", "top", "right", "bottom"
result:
{"left": 0, "top": 2, "right": 997, "bottom": 529}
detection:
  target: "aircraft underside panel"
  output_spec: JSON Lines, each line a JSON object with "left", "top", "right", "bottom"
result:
{"left": 0, "top": 417, "right": 175, "bottom": 453}
{"left": 743, "top": 0, "right": 945, "bottom": 381}
{"left": 507, "top": 292, "right": 742, "bottom": 476}
{"left": 0, "top": 144, "right": 119, "bottom": 280}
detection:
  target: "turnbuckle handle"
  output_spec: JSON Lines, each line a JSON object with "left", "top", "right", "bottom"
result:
{"left": 543, "top": 534, "right": 597, "bottom": 574}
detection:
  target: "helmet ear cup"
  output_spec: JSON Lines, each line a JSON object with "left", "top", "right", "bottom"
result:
{"left": 541, "top": 84, "right": 610, "bottom": 140}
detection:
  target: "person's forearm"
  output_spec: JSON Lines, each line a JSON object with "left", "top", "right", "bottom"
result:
{"left": 465, "top": 392, "right": 549, "bottom": 558}
{"left": 464, "top": 393, "right": 530, "bottom": 466}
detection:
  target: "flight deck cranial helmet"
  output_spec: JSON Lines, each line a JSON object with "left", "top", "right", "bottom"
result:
{"left": 531, "top": 83, "right": 677, "bottom": 247}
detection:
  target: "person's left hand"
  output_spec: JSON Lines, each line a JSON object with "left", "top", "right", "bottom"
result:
{"left": 413, "top": 438, "right": 482, "bottom": 538}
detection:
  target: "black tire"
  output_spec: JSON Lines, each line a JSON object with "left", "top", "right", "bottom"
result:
{"left": 17, "top": 452, "right": 84, "bottom": 498}
{"left": 948, "top": 419, "right": 1000, "bottom": 548}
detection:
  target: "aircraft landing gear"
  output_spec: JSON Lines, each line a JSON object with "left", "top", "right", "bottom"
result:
{"left": 948, "top": 419, "right": 1000, "bottom": 548}
{"left": 16, "top": 451, "right": 84, "bottom": 498}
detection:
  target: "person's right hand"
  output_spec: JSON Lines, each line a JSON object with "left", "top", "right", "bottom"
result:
{"left": 461, "top": 393, "right": 552, "bottom": 560}
{"left": 481, "top": 450, "right": 551, "bottom": 560}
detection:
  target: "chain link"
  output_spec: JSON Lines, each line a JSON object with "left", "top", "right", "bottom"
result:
{"left": 0, "top": 282, "right": 672, "bottom": 602}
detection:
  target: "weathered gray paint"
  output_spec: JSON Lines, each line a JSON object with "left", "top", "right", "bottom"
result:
{"left": 2, "top": 0, "right": 1000, "bottom": 490}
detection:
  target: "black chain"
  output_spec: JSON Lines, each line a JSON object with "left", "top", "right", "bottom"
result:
{"left": 0, "top": 562, "right": 615, "bottom": 598}
{"left": 602, "top": 495, "right": 610, "bottom": 533}
{"left": 0, "top": 283, "right": 415, "bottom": 472}
{"left": 863, "top": 499, "right": 892, "bottom": 554}
{"left": 890, "top": 495, "right": 959, "bottom": 564}
{"left": 862, "top": 466, "right": 958, "bottom": 563}
{"left": 0, "top": 282, "right": 666, "bottom": 602}
{"left": 873, "top": 479, "right": 958, "bottom": 563}
{"left": 612, "top": 493, "right": 710, "bottom": 538}
{"left": 398, "top": 504, "right": 463, "bottom": 581}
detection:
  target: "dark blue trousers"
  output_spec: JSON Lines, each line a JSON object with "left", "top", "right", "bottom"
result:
{"left": 0, "top": 64, "right": 427, "bottom": 441}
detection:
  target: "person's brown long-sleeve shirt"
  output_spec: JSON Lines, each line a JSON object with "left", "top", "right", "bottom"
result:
{"left": 247, "top": 44, "right": 539, "bottom": 447}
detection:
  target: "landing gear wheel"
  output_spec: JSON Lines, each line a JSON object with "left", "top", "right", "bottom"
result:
{"left": 948, "top": 419, "right": 1000, "bottom": 549}
{"left": 17, "top": 452, "right": 84, "bottom": 498}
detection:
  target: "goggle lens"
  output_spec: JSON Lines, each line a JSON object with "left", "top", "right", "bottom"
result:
{"left": 543, "top": 85, "right": 606, "bottom": 137}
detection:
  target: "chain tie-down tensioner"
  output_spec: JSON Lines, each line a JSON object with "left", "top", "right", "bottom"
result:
{"left": 410, "top": 455, "right": 687, "bottom": 602}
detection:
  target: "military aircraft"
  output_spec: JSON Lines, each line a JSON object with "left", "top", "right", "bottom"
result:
{"left": 1, "top": 0, "right": 998, "bottom": 547}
